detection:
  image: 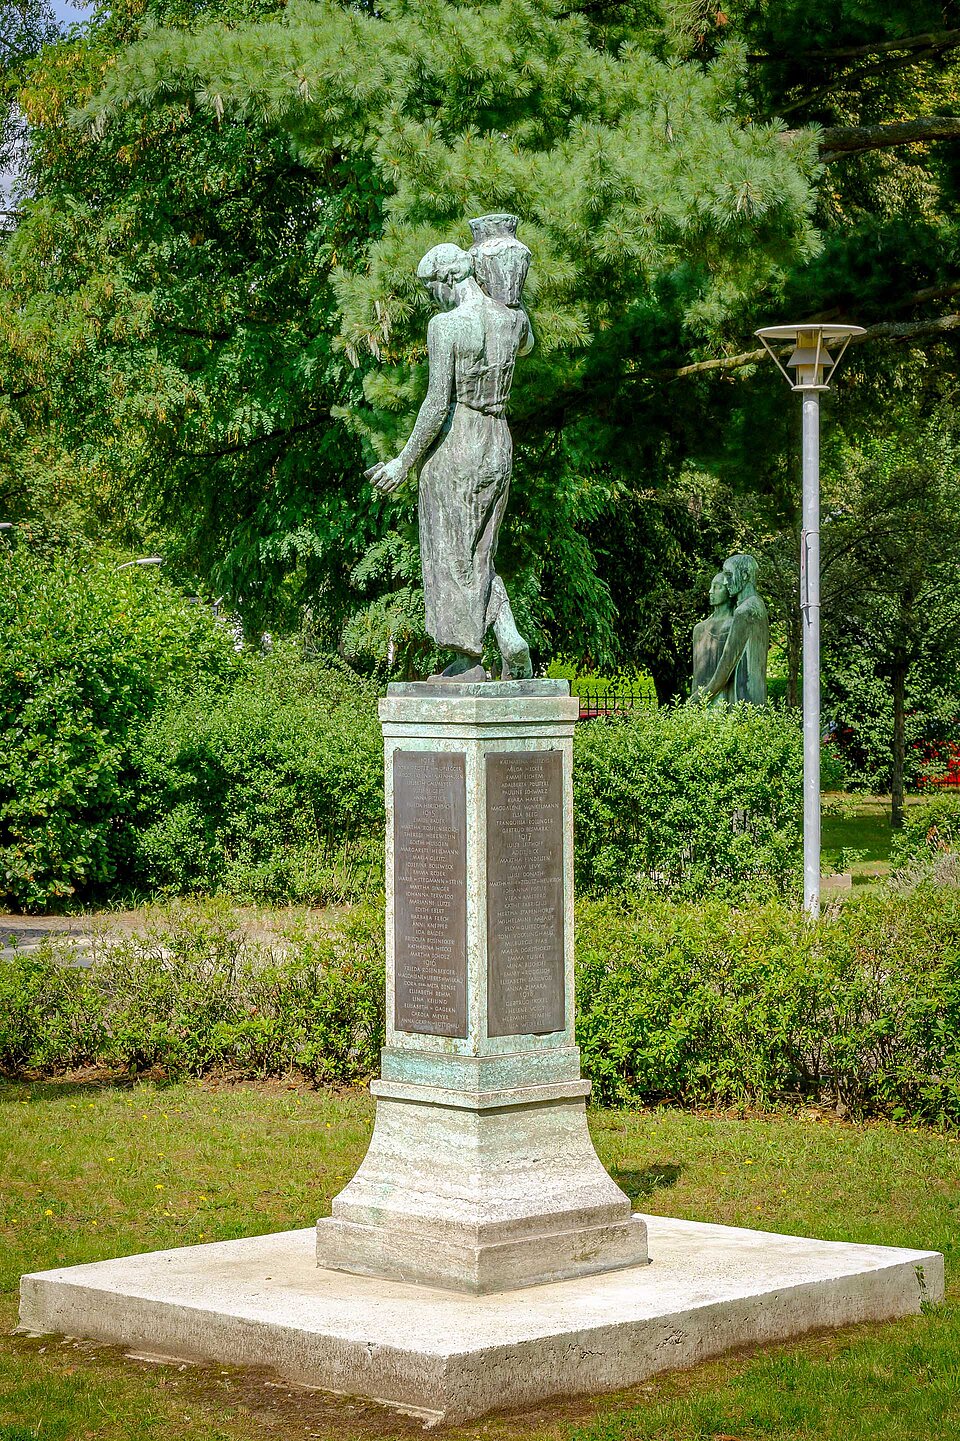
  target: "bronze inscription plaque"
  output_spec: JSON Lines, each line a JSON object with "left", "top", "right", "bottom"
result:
{"left": 486, "top": 749, "right": 565, "bottom": 1037}
{"left": 393, "top": 750, "right": 467, "bottom": 1038}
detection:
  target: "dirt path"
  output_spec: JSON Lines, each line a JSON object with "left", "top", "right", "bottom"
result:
{"left": 0, "top": 902, "right": 361, "bottom": 963}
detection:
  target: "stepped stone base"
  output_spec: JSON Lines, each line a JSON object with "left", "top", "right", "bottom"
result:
{"left": 18, "top": 1218, "right": 943, "bottom": 1425}
{"left": 315, "top": 1077, "right": 648, "bottom": 1292}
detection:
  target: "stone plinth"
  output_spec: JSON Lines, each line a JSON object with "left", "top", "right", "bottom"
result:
{"left": 16, "top": 676, "right": 946, "bottom": 1418}
{"left": 316, "top": 680, "right": 647, "bottom": 1292}
{"left": 19, "top": 1220, "right": 944, "bottom": 1426}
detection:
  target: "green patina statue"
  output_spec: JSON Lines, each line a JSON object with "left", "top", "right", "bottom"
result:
{"left": 692, "top": 553, "right": 769, "bottom": 707}
{"left": 692, "top": 568, "right": 738, "bottom": 705}
{"left": 365, "top": 215, "right": 535, "bottom": 680}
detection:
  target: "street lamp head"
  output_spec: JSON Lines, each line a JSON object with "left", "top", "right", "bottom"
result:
{"left": 115, "top": 556, "right": 164, "bottom": 571}
{"left": 754, "top": 322, "right": 865, "bottom": 392}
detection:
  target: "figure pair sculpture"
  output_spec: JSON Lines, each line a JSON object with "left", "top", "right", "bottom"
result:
{"left": 691, "top": 553, "right": 769, "bottom": 707}
{"left": 365, "top": 214, "right": 535, "bottom": 680}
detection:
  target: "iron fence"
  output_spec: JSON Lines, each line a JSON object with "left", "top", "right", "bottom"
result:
{"left": 576, "top": 688, "right": 657, "bottom": 721}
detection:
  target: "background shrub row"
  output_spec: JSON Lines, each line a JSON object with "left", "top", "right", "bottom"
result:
{"left": 2, "top": 547, "right": 812, "bottom": 909}
{"left": 0, "top": 904, "right": 385, "bottom": 1086}
{"left": 3, "top": 885, "right": 960, "bottom": 1125}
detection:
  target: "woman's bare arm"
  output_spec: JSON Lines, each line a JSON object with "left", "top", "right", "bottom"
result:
{"left": 365, "top": 316, "right": 455, "bottom": 494}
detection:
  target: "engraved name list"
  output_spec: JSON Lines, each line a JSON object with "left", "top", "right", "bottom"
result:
{"left": 393, "top": 750, "right": 468, "bottom": 1038}
{"left": 486, "top": 750, "right": 565, "bottom": 1037}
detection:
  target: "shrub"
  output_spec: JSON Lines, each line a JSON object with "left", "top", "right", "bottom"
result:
{"left": 0, "top": 950, "right": 106, "bottom": 1071}
{"left": 890, "top": 792, "right": 960, "bottom": 871}
{"left": 576, "top": 884, "right": 960, "bottom": 1123}
{"left": 824, "top": 647, "right": 960, "bottom": 793}
{"left": 0, "top": 545, "right": 238, "bottom": 911}
{"left": 0, "top": 901, "right": 385, "bottom": 1084}
{"left": 131, "top": 649, "right": 384, "bottom": 903}
{"left": 573, "top": 705, "right": 805, "bottom": 899}
{"left": 4, "top": 886, "right": 960, "bottom": 1126}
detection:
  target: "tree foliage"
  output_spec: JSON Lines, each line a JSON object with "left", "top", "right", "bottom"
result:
{"left": 821, "top": 411, "right": 960, "bottom": 823}
{"left": 1, "top": 0, "right": 58, "bottom": 211}
{"left": 3, "top": 0, "right": 960, "bottom": 699}
{"left": 2, "top": 0, "right": 821, "bottom": 676}
{"left": 0, "top": 537, "right": 239, "bottom": 911}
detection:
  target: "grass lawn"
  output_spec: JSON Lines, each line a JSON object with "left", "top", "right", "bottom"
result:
{"left": 820, "top": 792, "right": 929, "bottom": 882}
{"left": 1, "top": 1079, "right": 958, "bottom": 1440}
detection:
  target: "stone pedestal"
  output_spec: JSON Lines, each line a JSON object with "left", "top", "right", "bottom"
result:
{"left": 19, "top": 1222, "right": 944, "bottom": 1426}
{"left": 315, "top": 680, "right": 647, "bottom": 1293}
{"left": 16, "top": 674, "right": 946, "bottom": 1415}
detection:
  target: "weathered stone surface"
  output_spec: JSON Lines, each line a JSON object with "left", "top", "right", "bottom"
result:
{"left": 20, "top": 1219, "right": 944, "bottom": 1425}
{"left": 319, "top": 681, "right": 645, "bottom": 1292}
{"left": 316, "top": 1080, "right": 647, "bottom": 1292}
{"left": 387, "top": 679, "right": 567, "bottom": 699}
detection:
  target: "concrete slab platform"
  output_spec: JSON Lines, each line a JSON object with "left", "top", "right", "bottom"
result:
{"left": 18, "top": 1217, "right": 943, "bottom": 1424}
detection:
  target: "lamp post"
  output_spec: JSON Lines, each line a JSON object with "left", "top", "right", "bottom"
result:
{"left": 754, "top": 323, "right": 864, "bottom": 918}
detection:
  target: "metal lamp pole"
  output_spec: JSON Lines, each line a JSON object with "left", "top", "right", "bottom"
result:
{"left": 755, "top": 324, "right": 863, "bottom": 917}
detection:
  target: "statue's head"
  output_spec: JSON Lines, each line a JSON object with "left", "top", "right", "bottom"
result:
{"left": 709, "top": 570, "right": 732, "bottom": 608}
{"left": 723, "top": 553, "right": 759, "bottom": 596}
{"left": 416, "top": 244, "right": 474, "bottom": 309}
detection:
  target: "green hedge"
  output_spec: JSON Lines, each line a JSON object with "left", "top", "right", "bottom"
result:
{"left": 0, "top": 541, "right": 813, "bottom": 909}
{"left": 4, "top": 885, "right": 960, "bottom": 1125}
{"left": 573, "top": 705, "right": 807, "bottom": 899}
{"left": 576, "top": 886, "right": 960, "bottom": 1121}
{"left": 890, "top": 791, "right": 960, "bottom": 872}
{"left": 130, "top": 697, "right": 809, "bottom": 906}
{"left": 0, "top": 547, "right": 238, "bottom": 911}
{"left": 0, "top": 903, "right": 384, "bottom": 1085}
{"left": 131, "top": 650, "right": 384, "bottom": 904}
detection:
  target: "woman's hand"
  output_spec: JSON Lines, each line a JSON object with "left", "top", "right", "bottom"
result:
{"left": 365, "top": 457, "right": 407, "bottom": 494}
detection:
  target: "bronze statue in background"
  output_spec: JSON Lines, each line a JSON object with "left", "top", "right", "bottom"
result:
{"left": 693, "top": 553, "right": 769, "bottom": 706}
{"left": 692, "top": 569, "right": 738, "bottom": 705}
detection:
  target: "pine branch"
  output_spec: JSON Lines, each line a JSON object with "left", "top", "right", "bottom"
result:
{"left": 554, "top": 0, "right": 632, "bottom": 17}
{"left": 749, "top": 28, "right": 960, "bottom": 65}
{"left": 812, "top": 116, "right": 960, "bottom": 161}
{"left": 161, "top": 318, "right": 292, "bottom": 341}
{"left": 173, "top": 414, "right": 330, "bottom": 460}
{"left": 777, "top": 49, "right": 955, "bottom": 118}
{"left": 892, "top": 280, "right": 960, "bottom": 310}
{"left": 162, "top": 323, "right": 234, "bottom": 342}
{"left": 667, "top": 313, "right": 960, "bottom": 381}
{"left": 802, "top": 281, "right": 960, "bottom": 325}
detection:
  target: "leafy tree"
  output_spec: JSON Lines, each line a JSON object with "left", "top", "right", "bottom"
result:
{"left": 2, "top": 0, "right": 819, "bottom": 677}
{"left": 821, "top": 411, "right": 960, "bottom": 826}
{"left": 1, "top": 0, "right": 58, "bottom": 218}
{"left": 632, "top": 1, "right": 960, "bottom": 703}
{"left": 7, "top": 0, "right": 960, "bottom": 694}
{"left": 1, "top": 0, "right": 392, "bottom": 637}
{"left": 0, "top": 535, "right": 240, "bottom": 911}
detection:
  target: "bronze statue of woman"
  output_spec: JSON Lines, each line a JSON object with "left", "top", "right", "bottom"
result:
{"left": 691, "top": 569, "right": 737, "bottom": 705}
{"left": 365, "top": 220, "right": 534, "bottom": 679}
